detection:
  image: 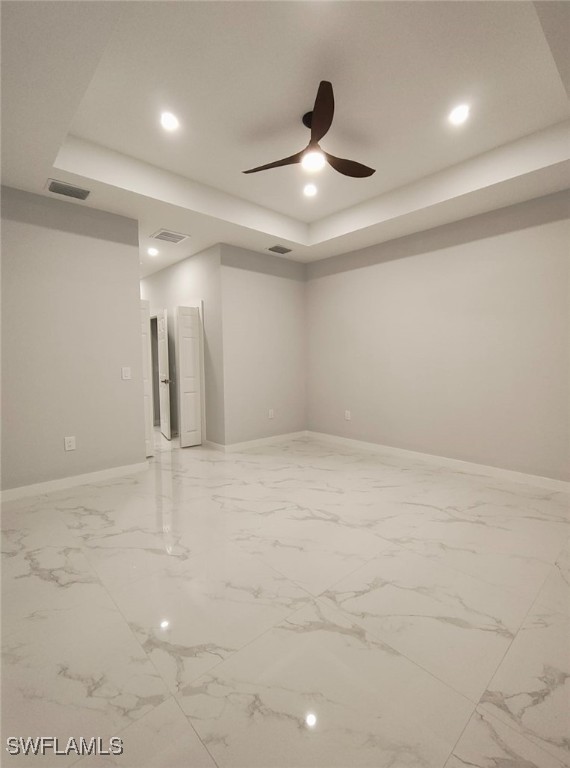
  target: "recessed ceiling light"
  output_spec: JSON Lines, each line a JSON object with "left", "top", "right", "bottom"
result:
{"left": 160, "top": 620, "right": 169, "bottom": 629}
{"left": 160, "top": 112, "right": 179, "bottom": 131}
{"left": 301, "top": 150, "right": 326, "bottom": 172}
{"left": 147, "top": 247, "right": 159, "bottom": 256}
{"left": 303, "top": 183, "right": 317, "bottom": 197}
{"left": 305, "top": 713, "right": 317, "bottom": 728}
{"left": 448, "top": 104, "right": 470, "bottom": 125}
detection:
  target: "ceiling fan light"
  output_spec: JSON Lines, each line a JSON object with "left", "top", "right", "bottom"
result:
{"left": 301, "top": 150, "right": 326, "bottom": 172}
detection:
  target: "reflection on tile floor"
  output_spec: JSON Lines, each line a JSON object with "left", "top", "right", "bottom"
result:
{"left": 2, "top": 434, "right": 569, "bottom": 767}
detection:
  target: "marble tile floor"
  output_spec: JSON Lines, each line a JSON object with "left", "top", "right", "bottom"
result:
{"left": 2, "top": 433, "right": 569, "bottom": 768}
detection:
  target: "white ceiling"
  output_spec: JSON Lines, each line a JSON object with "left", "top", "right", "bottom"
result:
{"left": 2, "top": 1, "right": 569, "bottom": 277}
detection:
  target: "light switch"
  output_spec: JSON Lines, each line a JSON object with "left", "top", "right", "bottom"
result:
{"left": 121, "top": 367, "right": 132, "bottom": 380}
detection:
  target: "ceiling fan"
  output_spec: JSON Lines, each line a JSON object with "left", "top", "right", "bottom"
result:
{"left": 243, "top": 81, "right": 375, "bottom": 178}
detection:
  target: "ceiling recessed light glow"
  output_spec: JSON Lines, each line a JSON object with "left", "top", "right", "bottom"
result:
{"left": 160, "top": 620, "right": 169, "bottom": 629}
{"left": 160, "top": 112, "right": 180, "bottom": 131}
{"left": 301, "top": 150, "right": 326, "bottom": 172}
{"left": 448, "top": 104, "right": 470, "bottom": 125}
{"left": 147, "top": 247, "right": 159, "bottom": 256}
{"left": 303, "top": 183, "right": 317, "bottom": 197}
{"left": 305, "top": 713, "right": 317, "bottom": 728}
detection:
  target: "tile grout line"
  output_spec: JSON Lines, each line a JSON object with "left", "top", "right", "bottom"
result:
{"left": 68, "top": 487, "right": 228, "bottom": 768}
{"left": 444, "top": 562, "right": 562, "bottom": 764}
{"left": 79, "top": 558, "right": 222, "bottom": 767}
{"left": 424, "top": 589, "right": 540, "bottom": 765}
{"left": 475, "top": 585, "right": 570, "bottom": 763}
{"left": 381, "top": 530, "right": 551, "bottom": 604}
{"left": 170, "top": 695, "right": 222, "bottom": 768}
{"left": 311, "top": 590, "right": 479, "bottom": 705}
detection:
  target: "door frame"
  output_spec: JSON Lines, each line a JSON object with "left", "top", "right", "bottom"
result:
{"left": 140, "top": 300, "right": 154, "bottom": 457}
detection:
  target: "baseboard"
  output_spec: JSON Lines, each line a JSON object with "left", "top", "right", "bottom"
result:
{"left": 206, "top": 431, "right": 309, "bottom": 453}
{"left": 203, "top": 440, "right": 225, "bottom": 452}
{"left": 1, "top": 461, "right": 149, "bottom": 503}
{"left": 306, "top": 431, "right": 569, "bottom": 492}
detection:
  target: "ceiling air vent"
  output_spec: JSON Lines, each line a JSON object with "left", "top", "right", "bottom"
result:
{"left": 151, "top": 229, "right": 189, "bottom": 244}
{"left": 47, "top": 179, "right": 90, "bottom": 200}
{"left": 268, "top": 245, "right": 292, "bottom": 255}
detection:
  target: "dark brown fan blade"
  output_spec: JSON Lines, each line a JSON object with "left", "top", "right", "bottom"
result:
{"left": 243, "top": 151, "right": 303, "bottom": 174}
{"left": 311, "top": 81, "right": 334, "bottom": 144}
{"left": 324, "top": 152, "right": 375, "bottom": 177}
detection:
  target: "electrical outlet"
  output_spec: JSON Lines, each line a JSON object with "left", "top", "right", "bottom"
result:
{"left": 64, "top": 436, "right": 76, "bottom": 451}
{"left": 268, "top": 409, "right": 275, "bottom": 419}
{"left": 344, "top": 410, "right": 351, "bottom": 421}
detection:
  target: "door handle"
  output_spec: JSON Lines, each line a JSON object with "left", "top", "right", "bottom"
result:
{"left": 161, "top": 378, "right": 171, "bottom": 384}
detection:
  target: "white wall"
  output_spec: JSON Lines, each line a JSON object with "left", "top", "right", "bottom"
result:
{"left": 140, "top": 246, "right": 225, "bottom": 444}
{"left": 220, "top": 245, "right": 306, "bottom": 445}
{"left": 306, "top": 193, "right": 570, "bottom": 481}
{"left": 1, "top": 187, "right": 145, "bottom": 490}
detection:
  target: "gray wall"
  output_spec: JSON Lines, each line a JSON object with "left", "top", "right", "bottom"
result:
{"left": 140, "top": 245, "right": 225, "bottom": 444}
{"left": 306, "top": 193, "right": 570, "bottom": 481}
{"left": 3, "top": 187, "right": 566, "bottom": 485}
{"left": 220, "top": 245, "right": 306, "bottom": 444}
{"left": 1, "top": 187, "right": 145, "bottom": 490}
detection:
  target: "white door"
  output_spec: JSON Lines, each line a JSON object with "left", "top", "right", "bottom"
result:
{"left": 177, "top": 305, "right": 203, "bottom": 447}
{"left": 140, "top": 300, "right": 154, "bottom": 457}
{"left": 157, "top": 309, "right": 171, "bottom": 440}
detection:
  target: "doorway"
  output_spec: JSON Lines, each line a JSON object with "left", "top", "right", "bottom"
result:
{"left": 149, "top": 310, "right": 173, "bottom": 441}
{"left": 150, "top": 317, "right": 160, "bottom": 427}
{"left": 143, "top": 305, "right": 204, "bottom": 448}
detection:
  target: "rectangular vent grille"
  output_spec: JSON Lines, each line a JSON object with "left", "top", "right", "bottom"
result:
{"left": 47, "top": 179, "right": 90, "bottom": 200}
{"left": 268, "top": 245, "right": 292, "bottom": 255}
{"left": 151, "top": 229, "right": 189, "bottom": 244}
